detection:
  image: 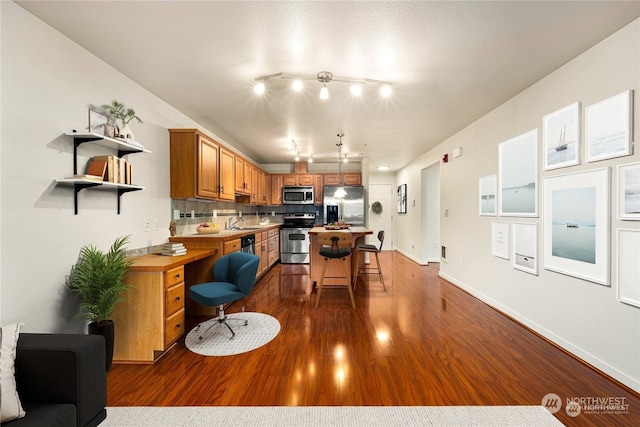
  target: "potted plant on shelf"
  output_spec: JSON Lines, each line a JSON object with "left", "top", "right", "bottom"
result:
{"left": 102, "top": 100, "right": 143, "bottom": 141}
{"left": 68, "top": 235, "right": 134, "bottom": 371}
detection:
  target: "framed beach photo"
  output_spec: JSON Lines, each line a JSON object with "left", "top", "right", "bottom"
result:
{"left": 479, "top": 175, "right": 497, "bottom": 216}
{"left": 617, "top": 228, "right": 640, "bottom": 308}
{"left": 88, "top": 108, "right": 109, "bottom": 136}
{"left": 543, "top": 168, "right": 610, "bottom": 286}
{"left": 586, "top": 90, "right": 633, "bottom": 163}
{"left": 618, "top": 162, "right": 640, "bottom": 220}
{"left": 498, "top": 129, "right": 538, "bottom": 217}
{"left": 491, "top": 221, "right": 509, "bottom": 259}
{"left": 397, "top": 184, "right": 407, "bottom": 214}
{"left": 543, "top": 102, "right": 580, "bottom": 170}
{"left": 512, "top": 222, "right": 537, "bottom": 275}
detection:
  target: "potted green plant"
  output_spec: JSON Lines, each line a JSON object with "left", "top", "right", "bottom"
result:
{"left": 68, "top": 235, "right": 134, "bottom": 371}
{"left": 102, "top": 100, "right": 143, "bottom": 140}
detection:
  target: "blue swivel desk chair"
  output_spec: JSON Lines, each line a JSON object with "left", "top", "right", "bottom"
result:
{"left": 189, "top": 252, "right": 260, "bottom": 340}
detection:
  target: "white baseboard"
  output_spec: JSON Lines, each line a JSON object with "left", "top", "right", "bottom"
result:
{"left": 439, "top": 271, "right": 640, "bottom": 394}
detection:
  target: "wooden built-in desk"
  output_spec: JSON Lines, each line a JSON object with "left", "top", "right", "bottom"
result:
{"left": 308, "top": 227, "right": 373, "bottom": 288}
{"left": 111, "top": 249, "right": 216, "bottom": 364}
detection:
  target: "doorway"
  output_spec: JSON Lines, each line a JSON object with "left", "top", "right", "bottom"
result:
{"left": 368, "top": 184, "right": 394, "bottom": 250}
{"left": 421, "top": 163, "right": 440, "bottom": 263}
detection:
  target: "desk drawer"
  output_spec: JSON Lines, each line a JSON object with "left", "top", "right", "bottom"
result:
{"left": 165, "top": 282, "right": 185, "bottom": 316}
{"left": 164, "top": 266, "right": 184, "bottom": 288}
{"left": 165, "top": 308, "right": 185, "bottom": 346}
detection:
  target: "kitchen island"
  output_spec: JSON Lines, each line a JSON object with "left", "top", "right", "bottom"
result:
{"left": 308, "top": 226, "right": 373, "bottom": 288}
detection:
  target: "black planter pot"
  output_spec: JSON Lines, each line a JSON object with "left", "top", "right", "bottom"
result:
{"left": 88, "top": 320, "right": 115, "bottom": 372}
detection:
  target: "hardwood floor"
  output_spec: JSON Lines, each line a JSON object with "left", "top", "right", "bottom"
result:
{"left": 107, "top": 252, "right": 640, "bottom": 426}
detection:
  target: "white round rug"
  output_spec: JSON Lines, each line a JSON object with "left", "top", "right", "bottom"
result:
{"left": 185, "top": 312, "right": 280, "bottom": 356}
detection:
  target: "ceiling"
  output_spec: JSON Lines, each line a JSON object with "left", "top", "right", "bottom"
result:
{"left": 16, "top": 1, "right": 640, "bottom": 172}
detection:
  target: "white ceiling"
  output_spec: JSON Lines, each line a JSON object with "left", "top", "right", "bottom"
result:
{"left": 16, "top": 1, "right": 640, "bottom": 171}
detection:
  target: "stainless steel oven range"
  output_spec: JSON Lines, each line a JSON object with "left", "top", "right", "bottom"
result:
{"left": 280, "top": 213, "right": 316, "bottom": 264}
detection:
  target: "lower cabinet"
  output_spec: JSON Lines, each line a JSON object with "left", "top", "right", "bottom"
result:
{"left": 112, "top": 265, "right": 185, "bottom": 363}
{"left": 110, "top": 250, "right": 215, "bottom": 364}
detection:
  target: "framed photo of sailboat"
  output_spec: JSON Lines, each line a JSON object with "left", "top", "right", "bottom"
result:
{"left": 543, "top": 102, "right": 580, "bottom": 170}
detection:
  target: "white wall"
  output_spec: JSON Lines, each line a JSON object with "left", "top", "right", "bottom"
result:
{"left": 396, "top": 19, "right": 640, "bottom": 392}
{"left": 0, "top": 3, "right": 226, "bottom": 332}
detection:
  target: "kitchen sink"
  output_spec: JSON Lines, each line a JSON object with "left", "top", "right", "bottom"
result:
{"left": 232, "top": 227, "right": 261, "bottom": 230}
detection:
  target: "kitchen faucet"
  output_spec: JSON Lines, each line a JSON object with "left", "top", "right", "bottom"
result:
{"left": 228, "top": 216, "right": 245, "bottom": 229}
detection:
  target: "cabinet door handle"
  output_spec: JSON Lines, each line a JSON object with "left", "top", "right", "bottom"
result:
{"left": 175, "top": 296, "right": 181, "bottom": 301}
{"left": 175, "top": 274, "right": 181, "bottom": 279}
{"left": 176, "top": 323, "right": 181, "bottom": 329}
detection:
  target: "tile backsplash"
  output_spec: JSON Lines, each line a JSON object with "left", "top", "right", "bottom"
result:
{"left": 170, "top": 199, "right": 290, "bottom": 236}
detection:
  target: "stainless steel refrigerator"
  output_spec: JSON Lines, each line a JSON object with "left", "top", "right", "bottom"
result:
{"left": 323, "top": 185, "right": 365, "bottom": 226}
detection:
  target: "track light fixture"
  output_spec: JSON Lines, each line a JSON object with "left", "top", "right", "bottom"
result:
{"left": 253, "top": 71, "right": 393, "bottom": 99}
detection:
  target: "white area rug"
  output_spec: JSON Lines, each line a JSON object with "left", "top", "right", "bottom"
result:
{"left": 102, "top": 406, "right": 563, "bottom": 426}
{"left": 185, "top": 312, "right": 280, "bottom": 356}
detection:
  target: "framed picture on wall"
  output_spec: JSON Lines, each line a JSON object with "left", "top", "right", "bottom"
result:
{"left": 617, "top": 228, "right": 640, "bottom": 308}
{"left": 491, "top": 221, "right": 509, "bottom": 259}
{"left": 543, "top": 167, "right": 610, "bottom": 286}
{"left": 586, "top": 90, "right": 633, "bottom": 163}
{"left": 397, "top": 184, "right": 407, "bottom": 214}
{"left": 498, "top": 129, "right": 538, "bottom": 217}
{"left": 479, "top": 175, "right": 497, "bottom": 216}
{"left": 618, "top": 162, "right": 640, "bottom": 220}
{"left": 512, "top": 222, "right": 538, "bottom": 275}
{"left": 88, "top": 108, "right": 109, "bottom": 136}
{"left": 543, "top": 101, "right": 580, "bottom": 170}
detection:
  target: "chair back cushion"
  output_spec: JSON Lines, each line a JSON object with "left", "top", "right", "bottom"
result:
{"left": 213, "top": 252, "right": 260, "bottom": 296}
{"left": 318, "top": 232, "right": 352, "bottom": 258}
{"left": 377, "top": 230, "right": 385, "bottom": 251}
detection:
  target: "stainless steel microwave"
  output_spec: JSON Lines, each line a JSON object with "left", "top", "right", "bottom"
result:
{"left": 282, "top": 186, "right": 314, "bottom": 205}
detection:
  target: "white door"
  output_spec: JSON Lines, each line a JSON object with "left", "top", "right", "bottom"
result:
{"left": 368, "top": 184, "right": 394, "bottom": 250}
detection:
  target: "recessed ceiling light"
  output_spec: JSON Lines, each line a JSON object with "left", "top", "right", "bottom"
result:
{"left": 377, "top": 165, "right": 390, "bottom": 171}
{"left": 380, "top": 84, "right": 392, "bottom": 97}
{"left": 292, "top": 79, "right": 303, "bottom": 92}
{"left": 254, "top": 81, "right": 265, "bottom": 95}
{"left": 350, "top": 83, "right": 362, "bottom": 96}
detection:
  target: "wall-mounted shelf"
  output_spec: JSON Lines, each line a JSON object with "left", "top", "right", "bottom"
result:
{"left": 61, "top": 132, "right": 151, "bottom": 214}
{"left": 56, "top": 179, "right": 145, "bottom": 215}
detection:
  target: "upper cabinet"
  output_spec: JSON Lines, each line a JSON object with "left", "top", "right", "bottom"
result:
{"left": 271, "top": 174, "right": 283, "bottom": 205}
{"left": 283, "top": 174, "right": 314, "bottom": 186}
{"left": 218, "top": 146, "right": 235, "bottom": 201}
{"left": 235, "top": 156, "right": 252, "bottom": 195}
{"left": 324, "top": 173, "right": 361, "bottom": 186}
{"left": 170, "top": 129, "right": 231, "bottom": 201}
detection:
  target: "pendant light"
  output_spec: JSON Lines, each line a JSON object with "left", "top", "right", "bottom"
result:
{"left": 334, "top": 133, "right": 347, "bottom": 198}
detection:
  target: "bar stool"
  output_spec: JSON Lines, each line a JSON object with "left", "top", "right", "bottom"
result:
{"left": 354, "top": 230, "right": 386, "bottom": 291}
{"left": 315, "top": 231, "right": 356, "bottom": 309}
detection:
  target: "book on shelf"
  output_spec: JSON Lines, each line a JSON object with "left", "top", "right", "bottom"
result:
{"left": 91, "top": 155, "right": 115, "bottom": 182}
{"left": 65, "top": 174, "right": 104, "bottom": 182}
{"left": 86, "top": 159, "right": 107, "bottom": 180}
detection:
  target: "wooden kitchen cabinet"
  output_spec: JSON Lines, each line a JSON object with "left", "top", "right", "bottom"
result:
{"left": 169, "top": 129, "right": 221, "bottom": 200}
{"left": 324, "top": 173, "right": 361, "bottom": 186}
{"left": 271, "top": 174, "right": 283, "bottom": 205}
{"left": 218, "top": 145, "right": 235, "bottom": 201}
{"left": 314, "top": 174, "right": 324, "bottom": 205}
{"left": 223, "top": 238, "right": 242, "bottom": 254}
{"left": 283, "top": 174, "right": 313, "bottom": 186}
{"left": 235, "top": 156, "right": 252, "bottom": 195}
